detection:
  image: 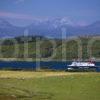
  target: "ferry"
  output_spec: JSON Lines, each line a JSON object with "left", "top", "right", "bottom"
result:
{"left": 67, "top": 60, "right": 96, "bottom": 71}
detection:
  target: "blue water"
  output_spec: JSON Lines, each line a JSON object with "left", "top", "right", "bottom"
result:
{"left": 0, "top": 61, "right": 100, "bottom": 71}
{"left": 0, "top": 61, "right": 70, "bottom": 70}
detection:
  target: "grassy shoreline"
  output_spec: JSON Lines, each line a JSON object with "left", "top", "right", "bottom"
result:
{"left": 0, "top": 71, "right": 95, "bottom": 79}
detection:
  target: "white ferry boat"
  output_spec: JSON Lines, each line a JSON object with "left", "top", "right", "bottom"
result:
{"left": 67, "top": 60, "right": 96, "bottom": 70}
{"left": 68, "top": 61, "right": 95, "bottom": 67}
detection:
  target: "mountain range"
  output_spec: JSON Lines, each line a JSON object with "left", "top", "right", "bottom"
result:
{"left": 0, "top": 18, "right": 100, "bottom": 38}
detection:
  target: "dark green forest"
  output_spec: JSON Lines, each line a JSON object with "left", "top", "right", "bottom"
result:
{"left": 0, "top": 36, "right": 100, "bottom": 61}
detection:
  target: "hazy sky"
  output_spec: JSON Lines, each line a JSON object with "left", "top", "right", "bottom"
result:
{"left": 0, "top": 0, "right": 100, "bottom": 26}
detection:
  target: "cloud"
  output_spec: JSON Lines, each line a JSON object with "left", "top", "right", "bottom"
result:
{"left": 0, "top": 11, "right": 34, "bottom": 20}
{"left": 0, "top": 11, "right": 55, "bottom": 21}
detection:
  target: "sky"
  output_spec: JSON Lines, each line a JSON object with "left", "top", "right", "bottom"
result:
{"left": 0, "top": 0, "right": 100, "bottom": 26}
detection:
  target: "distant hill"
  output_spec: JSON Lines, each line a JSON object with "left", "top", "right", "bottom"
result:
{"left": 0, "top": 36, "right": 100, "bottom": 61}
{"left": 0, "top": 18, "right": 24, "bottom": 38}
{"left": 0, "top": 18, "right": 100, "bottom": 38}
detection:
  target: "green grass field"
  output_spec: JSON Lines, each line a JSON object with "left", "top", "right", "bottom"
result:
{"left": 0, "top": 71, "right": 100, "bottom": 100}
